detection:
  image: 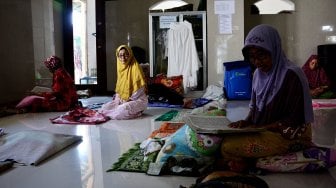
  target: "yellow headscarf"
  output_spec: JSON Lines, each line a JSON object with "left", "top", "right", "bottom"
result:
{"left": 115, "top": 45, "right": 147, "bottom": 100}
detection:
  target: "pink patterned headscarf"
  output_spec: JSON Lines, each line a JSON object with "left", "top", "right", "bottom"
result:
{"left": 44, "top": 55, "right": 62, "bottom": 72}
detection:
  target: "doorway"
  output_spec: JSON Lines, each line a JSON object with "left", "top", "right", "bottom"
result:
{"left": 62, "top": 0, "right": 107, "bottom": 95}
{"left": 72, "top": 0, "right": 97, "bottom": 85}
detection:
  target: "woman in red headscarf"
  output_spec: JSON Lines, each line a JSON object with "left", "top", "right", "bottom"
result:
{"left": 302, "top": 55, "right": 333, "bottom": 98}
{"left": 16, "top": 56, "right": 78, "bottom": 112}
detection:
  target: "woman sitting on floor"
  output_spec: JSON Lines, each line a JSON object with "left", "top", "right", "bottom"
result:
{"left": 16, "top": 56, "right": 78, "bottom": 112}
{"left": 220, "top": 24, "right": 315, "bottom": 172}
{"left": 302, "top": 54, "right": 334, "bottom": 98}
{"left": 99, "top": 45, "right": 148, "bottom": 120}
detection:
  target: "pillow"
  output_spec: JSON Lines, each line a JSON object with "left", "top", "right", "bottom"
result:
{"left": 156, "top": 124, "right": 222, "bottom": 162}
{"left": 152, "top": 73, "right": 184, "bottom": 96}
{"left": 154, "top": 125, "right": 222, "bottom": 176}
{"left": 16, "top": 95, "right": 44, "bottom": 109}
{"left": 256, "top": 147, "right": 336, "bottom": 172}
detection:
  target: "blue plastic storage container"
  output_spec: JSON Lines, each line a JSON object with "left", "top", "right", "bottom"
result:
{"left": 223, "top": 61, "right": 252, "bottom": 100}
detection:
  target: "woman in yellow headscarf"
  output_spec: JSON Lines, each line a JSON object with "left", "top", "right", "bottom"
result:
{"left": 99, "top": 45, "right": 148, "bottom": 119}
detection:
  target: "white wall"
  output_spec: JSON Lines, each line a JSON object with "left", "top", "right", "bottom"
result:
{"left": 32, "top": 0, "right": 59, "bottom": 86}
{"left": 245, "top": 0, "right": 336, "bottom": 67}
{"left": 291, "top": 0, "right": 336, "bottom": 65}
{"left": 207, "top": 0, "right": 245, "bottom": 87}
{"left": 0, "top": 0, "right": 64, "bottom": 104}
{"left": 0, "top": 0, "right": 35, "bottom": 103}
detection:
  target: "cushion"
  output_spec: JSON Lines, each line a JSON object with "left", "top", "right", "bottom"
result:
{"left": 155, "top": 124, "right": 222, "bottom": 163}
{"left": 16, "top": 95, "right": 45, "bottom": 109}
{"left": 150, "top": 73, "right": 184, "bottom": 96}
{"left": 256, "top": 147, "right": 336, "bottom": 172}
{"left": 154, "top": 124, "right": 222, "bottom": 176}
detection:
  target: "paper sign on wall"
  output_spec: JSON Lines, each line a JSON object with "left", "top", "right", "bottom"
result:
{"left": 214, "top": 0, "right": 235, "bottom": 34}
{"left": 214, "top": 0, "right": 235, "bottom": 15}
{"left": 219, "top": 14, "right": 232, "bottom": 34}
{"left": 159, "top": 16, "right": 177, "bottom": 29}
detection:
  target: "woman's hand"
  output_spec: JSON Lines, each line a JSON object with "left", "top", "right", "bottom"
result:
{"left": 311, "top": 87, "right": 324, "bottom": 97}
{"left": 228, "top": 120, "right": 251, "bottom": 128}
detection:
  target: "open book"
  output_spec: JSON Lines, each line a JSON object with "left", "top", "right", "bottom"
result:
{"left": 183, "top": 115, "right": 265, "bottom": 134}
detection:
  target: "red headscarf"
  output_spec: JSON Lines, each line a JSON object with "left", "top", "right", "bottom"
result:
{"left": 302, "top": 55, "right": 330, "bottom": 89}
{"left": 44, "top": 56, "right": 62, "bottom": 72}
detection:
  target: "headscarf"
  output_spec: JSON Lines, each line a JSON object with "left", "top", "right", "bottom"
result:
{"left": 302, "top": 54, "right": 330, "bottom": 89}
{"left": 115, "top": 45, "right": 146, "bottom": 100}
{"left": 44, "top": 55, "right": 62, "bottom": 72}
{"left": 242, "top": 24, "right": 314, "bottom": 123}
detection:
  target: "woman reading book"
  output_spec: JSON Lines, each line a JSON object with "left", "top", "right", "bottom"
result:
{"left": 16, "top": 56, "right": 78, "bottom": 112}
{"left": 220, "top": 24, "right": 314, "bottom": 172}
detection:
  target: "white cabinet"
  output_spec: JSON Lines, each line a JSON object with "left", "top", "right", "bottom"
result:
{"left": 149, "top": 11, "right": 207, "bottom": 90}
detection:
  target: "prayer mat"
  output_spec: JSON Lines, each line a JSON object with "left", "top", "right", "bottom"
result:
{"left": 107, "top": 143, "right": 158, "bottom": 173}
{"left": 154, "top": 110, "right": 180, "bottom": 121}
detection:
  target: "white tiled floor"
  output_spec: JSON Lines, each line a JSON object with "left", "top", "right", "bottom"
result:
{"left": 0, "top": 98, "right": 336, "bottom": 188}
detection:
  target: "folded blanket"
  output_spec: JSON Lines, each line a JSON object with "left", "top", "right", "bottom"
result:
{"left": 0, "top": 130, "right": 82, "bottom": 165}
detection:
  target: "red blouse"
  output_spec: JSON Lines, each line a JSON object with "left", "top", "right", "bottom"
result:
{"left": 38, "top": 68, "right": 78, "bottom": 111}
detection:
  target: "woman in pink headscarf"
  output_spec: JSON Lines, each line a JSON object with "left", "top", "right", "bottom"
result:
{"left": 302, "top": 55, "right": 333, "bottom": 98}
{"left": 16, "top": 56, "right": 78, "bottom": 112}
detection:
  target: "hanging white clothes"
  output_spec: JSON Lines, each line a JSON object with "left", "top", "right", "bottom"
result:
{"left": 166, "top": 20, "right": 201, "bottom": 93}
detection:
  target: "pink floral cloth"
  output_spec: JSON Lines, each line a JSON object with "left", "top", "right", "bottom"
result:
{"left": 50, "top": 107, "right": 110, "bottom": 124}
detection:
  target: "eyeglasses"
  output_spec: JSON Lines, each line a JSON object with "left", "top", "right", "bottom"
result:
{"left": 248, "top": 51, "right": 270, "bottom": 63}
{"left": 119, "top": 53, "right": 129, "bottom": 58}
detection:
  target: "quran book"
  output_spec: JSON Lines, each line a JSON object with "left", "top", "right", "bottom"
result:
{"left": 183, "top": 115, "right": 265, "bottom": 134}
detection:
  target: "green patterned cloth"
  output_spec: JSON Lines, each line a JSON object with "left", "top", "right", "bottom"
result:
{"left": 107, "top": 143, "right": 158, "bottom": 173}
{"left": 154, "top": 110, "right": 179, "bottom": 121}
